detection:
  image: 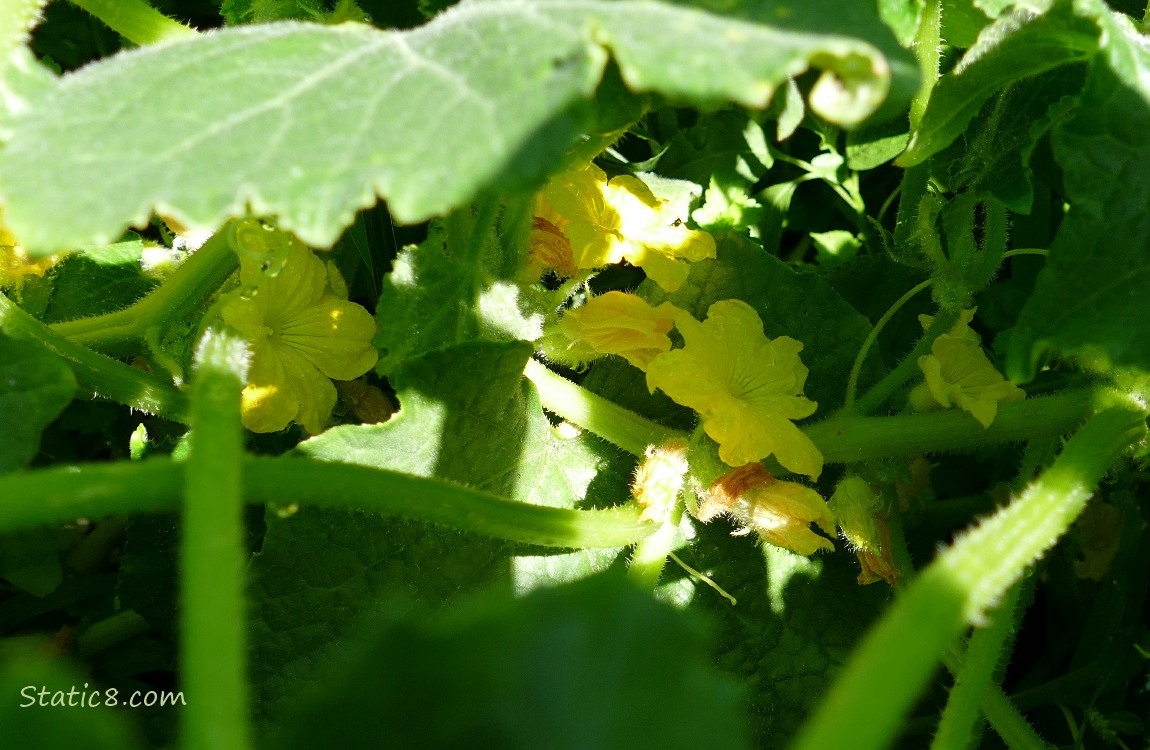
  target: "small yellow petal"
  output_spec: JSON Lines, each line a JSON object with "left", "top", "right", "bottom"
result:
{"left": 559, "top": 292, "right": 677, "bottom": 370}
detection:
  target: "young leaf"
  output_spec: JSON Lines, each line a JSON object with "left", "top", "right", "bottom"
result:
{"left": 898, "top": 1, "right": 1099, "bottom": 167}
{"left": 0, "top": 0, "right": 900, "bottom": 254}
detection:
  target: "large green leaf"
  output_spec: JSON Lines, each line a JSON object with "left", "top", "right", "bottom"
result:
{"left": 0, "top": 333, "right": 76, "bottom": 474}
{"left": 0, "top": 0, "right": 900, "bottom": 254}
{"left": 897, "top": 0, "right": 1099, "bottom": 167}
{"left": 1008, "top": 11, "right": 1150, "bottom": 380}
{"left": 273, "top": 574, "right": 748, "bottom": 750}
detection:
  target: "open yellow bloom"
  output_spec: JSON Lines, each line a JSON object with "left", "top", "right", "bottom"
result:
{"left": 555, "top": 291, "right": 678, "bottom": 370}
{"left": 911, "top": 308, "right": 1024, "bottom": 428}
{"left": 699, "top": 463, "right": 835, "bottom": 555}
{"left": 222, "top": 242, "right": 377, "bottom": 434}
{"left": 646, "top": 300, "right": 823, "bottom": 478}
{"left": 543, "top": 164, "right": 716, "bottom": 292}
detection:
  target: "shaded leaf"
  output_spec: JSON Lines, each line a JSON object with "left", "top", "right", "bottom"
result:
{"left": 274, "top": 573, "right": 748, "bottom": 750}
{"left": 251, "top": 341, "right": 636, "bottom": 721}
{"left": 0, "top": 332, "right": 76, "bottom": 474}
{"left": 0, "top": 655, "right": 143, "bottom": 750}
{"left": 1009, "top": 10, "right": 1150, "bottom": 379}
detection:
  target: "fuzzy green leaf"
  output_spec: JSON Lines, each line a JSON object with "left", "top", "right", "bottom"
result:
{"left": 1009, "top": 11, "right": 1150, "bottom": 380}
{"left": 898, "top": 1, "right": 1098, "bottom": 167}
{"left": 0, "top": 0, "right": 900, "bottom": 254}
{"left": 0, "top": 333, "right": 76, "bottom": 474}
{"left": 374, "top": 211, "right": 541, "bottom": 376}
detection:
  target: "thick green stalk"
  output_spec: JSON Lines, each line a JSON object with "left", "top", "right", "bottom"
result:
{"left": 51, "top": 226, "right": 239, "bottom": 355}
{"left": 627, "top": 521, "right": 678, "bottom": 589}
{"left": 0, "top": 457, "right": 655, "bottom": 548}
{"left": 0, "top": 292, "right": 191, "bottom": 421}
{"left": 808, "top": 389, "right": 1098, "bottom": 465}
{"left": 524, "top": 358, "right": 686, "bottom": 455}
{"left": 932, "top": 582, "right": 1027, "bottom": 750}
{"left": 180, "top": 331, "right": 249, "bottom": 750}
{"left": 791, "top": 407, "right": 1145, "bottom": 750}
{"left": 68, "top": 0, "right": 195, "bottom": 45}
{"left": 527, "top": 355, "right": 1099, "bottom": 464}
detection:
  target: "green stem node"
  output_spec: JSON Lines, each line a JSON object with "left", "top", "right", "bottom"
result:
{"left": 51, "top": 226, "right": 239, "bottom": 355}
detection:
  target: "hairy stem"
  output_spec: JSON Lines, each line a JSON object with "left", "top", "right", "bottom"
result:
{"left": 0, "top": 457, "right": 655, "bottom": 548}
{"left": 0, "top": 292, "right": 191, "bottom": 421}
{"left": 68, "top": 0, "right": 195, "bottom": 45}
{"left": 51, "top": 225, "right": 239, "bottom": 355}
{"left": 845, "top": 278, "right": 933, "bottom": 409}
{"left": 524, "top": 358, "right": 686, "bottom": 455}
{"left": 792, "top": 406, "right": 1145, "bottom": 750}
{"left": 180, "top": 331, "right": 250, "bottom": 750}
{"left": 851, "top": 307, "right": 958, "bottom": 416}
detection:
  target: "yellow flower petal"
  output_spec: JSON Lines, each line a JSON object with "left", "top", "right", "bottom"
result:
{"left": 646, "top": 300, "right": 822, "bottom": 478}
{"left": 278, "top": 296, "right": 378, "bottom": 380}
{"left": 915, "top": 308, "right": 1024, "bottom": 427}
{"left": 225, "top": 241, "right": 377, "bottom": 433}
{"left": 537, "top": 165, "right": 716, "bottom": 291}
{"left": 558, "top": 291, "right": 677, "bottom": 370}
{"left": 701, "top": 463, "right": 835, "bottom": 555}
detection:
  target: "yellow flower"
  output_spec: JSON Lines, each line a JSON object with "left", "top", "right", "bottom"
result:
{"left": 646, "top": 300, "right": 823, "bottom": 478}
{"left": 911, "top": 308, "right": 1024, "bottom": 428}
{"left": 553, "top": 291, "right": 678, "bottom": 370}
{"left": 525, "top": 193, "right": 578, "bottom": 281}
{"left": 699, "top": 463, "right": 835, "bottom": 555}
{"left": 543, "top": 164, "right": 716, "bottom": 292}
{"left": 222, "top": 242, "right": 377, "bottom": 434}
{"left": 631, "top": 439, "right": 689, "bottom": 523}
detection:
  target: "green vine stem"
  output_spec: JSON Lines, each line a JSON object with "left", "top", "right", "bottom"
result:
{"left": 0, "top": 292, "right": 191, "bottom": 421}
{"left": 791, "top": 406, "right": 1146, "bottom": 750}
{"left": 527, "top": 354, "right": 1101, "bottom": 464}
{"left": 844, "top": 278, "right": 933, "bottom": 409}
{"left": 0, "top": 456, "right": 656, "bottom": 548}
{"left": 627, "top": 520, "right": 678, "bottom": 589}
{"left": 524, "top": 358, "right": 686, "bottom": 455}
{"left": 180, "top": 331, "right": 250, "bottom": 750}
{"left": 68, "top": 0, "right": 196, "bottom": 46}
{"left": 932, "top": 581, "right": 1028, "bottom": 750}
{"left": 51, "top": 223, "right": 239, "bottom": 356}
